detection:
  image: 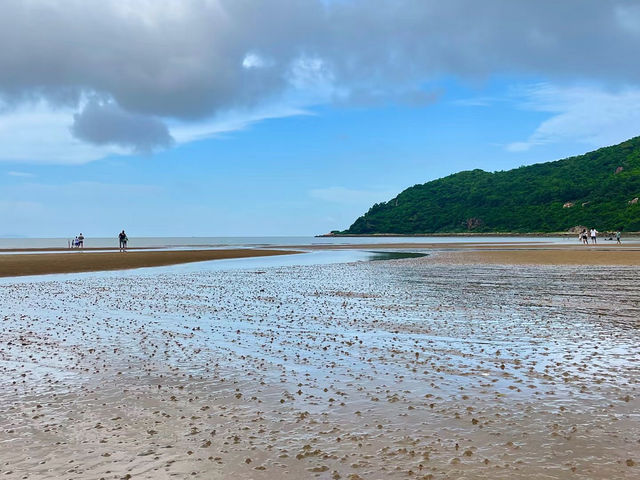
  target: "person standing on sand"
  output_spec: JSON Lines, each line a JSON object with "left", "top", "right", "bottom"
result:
{"left": 590, "top": 228, "right": 598, "bottom": 244}
{"left": 78, "top": 233, "right": 84, "bottom": 248}
{"left": 616, "top": 230, "right": 622, "bottom": 244}
{"left": 581, "top": 229, "right": 588, "bottom": 245}
{"left": 119, "top": 230, "right": 128, "bottom": 252}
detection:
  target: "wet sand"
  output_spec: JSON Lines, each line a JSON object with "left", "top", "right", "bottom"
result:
{"left": 3, "top": 243, "right": 640, "bottom": 280}
{"left": 0, "top": 249, "right": 298, "bottom": 278}
{"left": 431, "top": 248, "right": 640, "bottom": 265}
{"left": 1, "top": 258, "right": 638, "bottom": 479}
{"left": 301, "top": 242, "right": 640, "bottom": 266}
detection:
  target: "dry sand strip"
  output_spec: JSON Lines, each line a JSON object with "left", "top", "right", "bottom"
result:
{"left": 0, "top": 248, "right": 300, "bottom": 277}
{"left": 432, "top": 248, "right": 640, "bottom": 265}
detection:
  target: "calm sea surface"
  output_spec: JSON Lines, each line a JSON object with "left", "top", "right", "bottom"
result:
{"left": 0, "top": 235, "right": 581, "bottom": 250}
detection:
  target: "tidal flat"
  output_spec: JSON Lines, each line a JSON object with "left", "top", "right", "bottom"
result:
{"left": 1, "top": 257, "right": 639, "bottom": 479}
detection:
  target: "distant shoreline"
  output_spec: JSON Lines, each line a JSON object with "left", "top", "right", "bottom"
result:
{"left": 317, "top": 231, "right": 640, "bottom": 238}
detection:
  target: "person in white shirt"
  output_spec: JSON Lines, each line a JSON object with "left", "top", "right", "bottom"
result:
{"left": 590, "top": 228, "right": 598, "bottom": 244}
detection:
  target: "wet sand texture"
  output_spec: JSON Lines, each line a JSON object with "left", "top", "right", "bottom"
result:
{"left": 1, "top": 258, "right": 638, "bottom": 479}
{"left": 432, "top": 248, "right": 640, "bottom": 265}
{"left": 296, "top": 242, "right": 640, "bottom": 265}
{"left": 0, "top": 249, "right": 298, "bottom": 277}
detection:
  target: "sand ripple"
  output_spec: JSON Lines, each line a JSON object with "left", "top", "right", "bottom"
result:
{"left": 1, "top": 259, "right": 639, "bottom": 479}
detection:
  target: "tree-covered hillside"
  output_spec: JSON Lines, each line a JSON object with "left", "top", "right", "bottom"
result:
{"left": 341, "top": 137, "right": 640, "bottom": 234}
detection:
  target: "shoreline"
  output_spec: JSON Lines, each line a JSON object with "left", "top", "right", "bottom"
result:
{"left": 295, "top": 241, "right": 640, "bottom": 250}
{"left": 3, "top": 242, "right": 640, "bottom": 278}
{"left": 0, "top": 248, "right": 299, "bottom": 278}
{"left": 317, "top": 231, "right": 640, "bottom": 238}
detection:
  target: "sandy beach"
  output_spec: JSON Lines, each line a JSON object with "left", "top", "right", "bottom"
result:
{"left": 302, "top": 241, "right": 640, "bottom": 265}
{"left": 430, "top": 247, "right": 640, "bottom": 265}
{"left": 1, "top": 254, "right": 639, "bottom": 479}
{"left": 3, "top": 242, "right": 640, "bottom": 280}
{"left": 0, "top": 249, "right": 299, "bottom": 278}
{"left": 6, "top": 1, "right": 640, "bottom": 479}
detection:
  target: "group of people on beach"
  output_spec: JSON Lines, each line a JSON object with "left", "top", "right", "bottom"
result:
{"left": 68, "top": 231, "right": 128, "bottom": 250}
{"left": 579, "top": 228, "right": 621, "bottom": 245}
{"left": 69, "top": 233, "right": 84, "bottom": 248}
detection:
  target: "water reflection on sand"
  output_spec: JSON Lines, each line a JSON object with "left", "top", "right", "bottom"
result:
{"left": 1, "top": 257, "right": 638, "bottom": 479}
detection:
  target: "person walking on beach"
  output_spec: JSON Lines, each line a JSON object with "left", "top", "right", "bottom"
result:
{"left": 78, "top": 233, "right": 84, "bottom": 248}
{"left": 581, "top": 229, "right": 588, "bottom": 245}
{"left": 590, "top": 228, "right": 598, "bottom": 244}
{"left": 119, "top": 230, "right": 128, "bottom": 252}
{"left": 616, "top": 230, "right": 622, "bottom": 244}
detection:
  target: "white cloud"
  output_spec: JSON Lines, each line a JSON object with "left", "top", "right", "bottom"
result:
{"left": 287, "top": 56, "right": 334, "bottom": 91}
{"left": 615, "top": 4, "right": 640, "bottom": 35}
{"left": 2, "top": 0, "right": 640, "bottom": 163}
{"left": 7, "top": 171, "right": 34, "bottom": 177}
{"left": 0, "top": 100, "right": 125, "bottom": 164}
{"left": 506, "top": 84, "right": 640, "bottom": 151}
{"left": 170, "top": 105, "right": 311, "bottom": 144}
{"left": 504, "top": 141, "right": 531, "bottom": 153}
{"left": 0, "top": 98, "right": 310, "bottom": 164}
{"left": 242, "top": 53, "right": 274, "bottom": 70}
{"left": 452, "top": 96, "right": 500, "bottom": 107}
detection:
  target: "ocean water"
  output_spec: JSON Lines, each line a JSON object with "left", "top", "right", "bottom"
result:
{"left": 0, "top": 235, "right": 580, "bottom": 250}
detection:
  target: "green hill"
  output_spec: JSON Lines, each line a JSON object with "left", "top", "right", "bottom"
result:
{"left": 340, "top": 137, "right": 640, "bottom": 234}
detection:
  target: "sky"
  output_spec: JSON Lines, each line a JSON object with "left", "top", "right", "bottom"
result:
{"left": 2, "top": 0, "right": 640, "bottom": 237}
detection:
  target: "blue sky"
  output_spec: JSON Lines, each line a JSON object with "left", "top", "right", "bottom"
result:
{"left": 2, "top": 1, "right": 640, "bottom": 237}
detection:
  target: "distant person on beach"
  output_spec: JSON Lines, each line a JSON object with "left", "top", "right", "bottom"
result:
{"left": 590, "top": 228, "right": 598, "bottom": 244}
{"left": 78, "top": 233, "right": 84, "bottom": 248}
{"left": 581, "top": 229, "right": 588, "bottom": 245}
{"left": 616, "top": 230, "right": 622, "bottom": 244}
{"left": 119, "top": 230, "right": 128, "bottom": 252}
{"left": 73, "top": 236, "right": 79, "bottom": 248}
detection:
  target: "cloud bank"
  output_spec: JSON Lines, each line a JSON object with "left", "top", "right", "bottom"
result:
{"left": 1, "top": 0, "right": 640, "bottom": 162}
{"left": 71, "top": 100, "right": 173, "bottom": 153}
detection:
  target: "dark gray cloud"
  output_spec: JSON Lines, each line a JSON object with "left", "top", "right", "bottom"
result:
{"left": 71, "top": 100, "right": 173, "bottom": 153}
{"left": 1, "top": 0, "right": 639, "bottom": 148}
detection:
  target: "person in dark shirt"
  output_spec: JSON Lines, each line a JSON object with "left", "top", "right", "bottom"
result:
{"left": 118, "top": 230, "right": 128, "bottom": 252}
